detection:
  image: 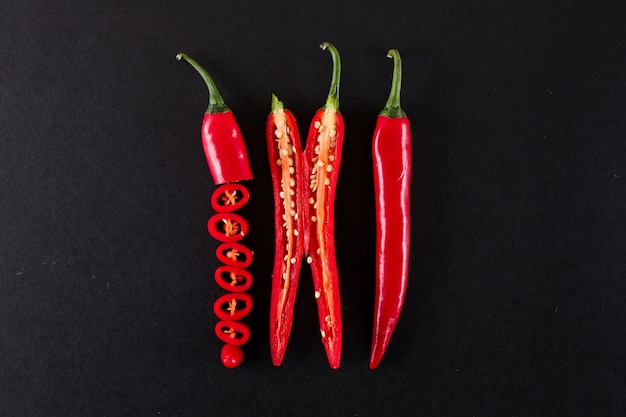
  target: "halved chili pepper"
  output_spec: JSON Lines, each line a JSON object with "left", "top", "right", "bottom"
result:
{"left": 211, "top": 183, "right": 250, "bottom": 213}
{"left": 214, "top": 265, "right": 253, "bottom": 293}
{"left": 302, "top": 42, "right": 344, "bottom": 369}
{"left": 176, "top": 53, "right": 253, "bottom": 185}
{"left": 216, "top": 242, "right": 253, "bottom": 269}
{"left": 207, "top": 212, "right": 249, "bottom": 242}
{"left": 215, "top": 320, "right": 251, "bottom": 346}
{"left": 369, "top": 49, "right": 412, "bottom": 369}
{"left": 266, "top": 94, "right": 304, "bottom": 366}
{"left": 213, "top": 292, "right": 253, "bottom": 321}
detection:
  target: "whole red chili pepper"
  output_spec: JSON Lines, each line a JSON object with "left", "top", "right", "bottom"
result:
{"left": 176, "top": 53, "right": 253, "bottom": 185}
{"left": 266, "top": 94, "right": 304, "bottom": 366}
{"left": 302, "top": 42, "right": 344, "bottom": 369}
{"left": 369, "top": 49, "right": 412, "bottom": 369}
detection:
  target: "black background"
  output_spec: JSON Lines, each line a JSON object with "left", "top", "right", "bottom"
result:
{"left": 1, "top": 0, "right": 625, "bottom": 416}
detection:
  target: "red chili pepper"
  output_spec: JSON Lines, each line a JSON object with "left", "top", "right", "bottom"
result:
{"left": 176, "top": 53, "right": 253, "bottom": 185}
{"left": 215, "top": 320, "right": 251, "bottom": 346}
{"left": 213, "top": 292, "right": 253, "bottom": 321}
{"left": 216, "top": 242, "right": 253, "bottom": 269}
{"left": 211, "top": 183, "right": 250, "bottom": 213}
{"left": 302, "top": 42, "right": 344, "bottom": 369}
{"left": 266, "top": 94, "right": 304, "bottom": 366}
{"left": 369, "top": 49, "right": 412, "bottom": 369}
{"left": 214, "top": 265, "right": 253, "bottom": 293}
{"left": 207, "top": 212, "right": 249, "bottom": 242}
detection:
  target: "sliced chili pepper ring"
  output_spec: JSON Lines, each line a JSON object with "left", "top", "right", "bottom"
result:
{"left": 207, "top": 212, "right": 249, "bottom": 242}
{"left": 211, "top": 183, "right": 250, "bottom": 213}
{"left": 213, "top": 292, "right": 253, "bottom": 321}
{"left": 215, "top": 320, "right": 250, "bottom": 346}
{"left": 216, "top": 242, "right": 253, "bottom": 268}
{"left": 214, "top": 265, "right": 252, "bottom": 293}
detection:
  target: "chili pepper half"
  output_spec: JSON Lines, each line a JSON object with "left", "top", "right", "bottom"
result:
{"left": 303, "top": 42, "right": 344, "bottom": 369}
{"left": 176, "top": 53, "right": 253, "bottom": 185}
{"left": 369, "top": 49, "right": 412, "bottom": 369}
{"left": 266, "top": 94, "right": 304, "bottom": 366}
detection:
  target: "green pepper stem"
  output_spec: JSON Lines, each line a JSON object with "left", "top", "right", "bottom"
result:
{"left": 176, "top": 53, "right": 230, "bottom": 114}
{"left": 380, "top": 49, "right": 406, "bottom": 118}
{"left": 271, "top": 93, "right": 283, "bottom": 112}
{"left": 320, "top": 42, "right": 341, "bottom": 111}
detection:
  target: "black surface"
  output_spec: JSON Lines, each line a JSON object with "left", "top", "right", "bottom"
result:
{"left": 1, "top": 1, "right": 625, "bottom": 416}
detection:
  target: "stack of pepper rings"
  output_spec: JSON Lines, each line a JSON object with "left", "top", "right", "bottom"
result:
{"left": 177, "top": 42, "right": 411, "bottom": 369}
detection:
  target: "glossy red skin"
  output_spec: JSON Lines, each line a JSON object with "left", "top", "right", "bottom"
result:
{"left": 201, "top": 112, "right": 253, "bottom": 185}
{"left": 266, "top": 108, "right": 304, "bottom": 366}
{"left": 213, "top": 292, "right": 253, "bottom": 321}
{"left": 220, "top": 344, "right": 244, "bottom": 368}
{"left": 370, "top": 115, "right": 411, "bottom": 369}
{"left": 303, "top": 108, "right": 344, "bottom": 369}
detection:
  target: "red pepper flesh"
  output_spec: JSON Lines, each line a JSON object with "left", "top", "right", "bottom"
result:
{"left": 177, "top": 53, "right": 253, "bottom": 185}
{"left": 213, "top": 292, "right": 253, "bottom": 321}
{"left": 215, "top": 320, "right": 251, "bottom": 346}
{"left": 214, "top": 265, "right": 253, "bottom": 293}
{"left": 216, "top": 242, "right": 253, "bottom": 269}
{"left": 207, "top": 212, "right": 249, "bottom": 243}
{"left": 211, "top": 183, "right": 250, "bottom": 213}
{"left": 266, "top": 94, "right": 305, "bottom": 366}
{"left": 303, "top": 43, "right": 344, "bottom": 369}
{"left": 370, "top": 49, "right": 412, "bottom": 369}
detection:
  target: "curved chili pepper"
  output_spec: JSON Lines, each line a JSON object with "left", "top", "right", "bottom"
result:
{"left": 369, "top": 49, "right": 412, "bottom": 369}
{"left": 302, "top": 42, "right": 344, "bottom": 369}
{"left": 207, "top": 212, "right": 249, "bottom": 242}
{"left": 215, "top": 320, "right": 251, "bottom": 346}
{"left": 211, "top": 183, "right": 250, "bottom": 213}
{"left": 214, "top": 265, "right": 253, "bottom": 293}
{"left": 266, "top": 94, "right": 304, "bottom": 366}
{"left": 216, "top": 242, "right": 253, "bottom": 269}
{"left": 176, "top": 53, "right": 253, "bottom": 185}
{"left": 213, "top": 292, "right": 253, "bottom": 321}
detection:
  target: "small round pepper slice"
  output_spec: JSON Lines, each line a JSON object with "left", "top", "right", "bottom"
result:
{"left": 213, "top": 292, "right": 253, "bottom": 321}
{"left": 207, "top": 212, "right": 249, "bottom": 242}
{"left": 211, "top": 183, "right": 250, "bottom": 213}
{"left": 214, "top": 265, "right": 252, "bottom": 293}
{"left": 216, "top": 242, "right": 253, "bottom": 268}
{"left": 215, "top": 320, "right": 250, "bottom": 346}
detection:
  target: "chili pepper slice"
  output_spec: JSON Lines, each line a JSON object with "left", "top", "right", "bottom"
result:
{"left": 211, "top": 183, "right": 250, "bottom": 213}
{"left": 213, "top": 292, "right": 253, "bottom": 321}
{"left": 207, "top": 212, "right": 249, "bottom": 242}
{"left": 214, "top": 265, "right": 253, "bottom": 293}
{"left": 266, "top": 94, "right": 304, "bottom": 366}
{"left": 216, "top": 242, "right": 253, "bottom": 269}
{"left": 215, "top": 320, "right": 251, "bottom": 346}
{"left": 177, "top": 53, "right": 253, "bottom": 185}
{"left": 302, "top": 42, "right": 344, "bottom": 369}
{"left": 369, "top": 49, "right": 412, "bottom": 369}
{"left": 220, "top": 343, "right": 244, "bottom": 368}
